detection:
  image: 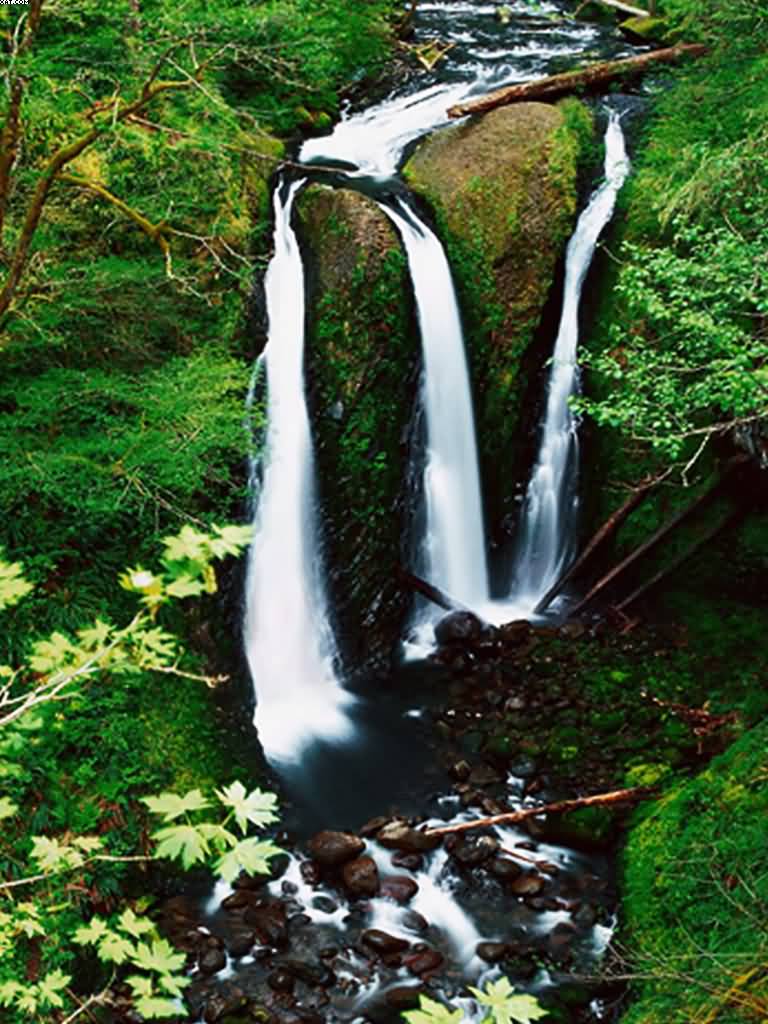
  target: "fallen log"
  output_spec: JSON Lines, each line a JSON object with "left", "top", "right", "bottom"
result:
{"left": 574, "top": 0, "right": 650, "bottom": 18}
{"left": 396, "top": 566, "right": 466, "bottom": 613}
{"left": 569, "top": 457, "right": 746, "bottom": 618}
{"left": 425, "top": 786, "right": 654, "bottom": 837}
{"left": 534, "top": 471, "right": 668, "bottom": 614}
{"left": 615, "top": 506, "right": 746, "bottom": 614}
{"left": 447, "top": 43, "right": 707, "bottom": 119}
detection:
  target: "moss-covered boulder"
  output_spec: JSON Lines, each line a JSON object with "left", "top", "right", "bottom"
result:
{"left": 403, "top": 99, "right": 592, "bottom": 540}
{"left": 621, "top": 722, "right": 768, "bottom": 1022}
{"left": 619, "top": 15, "right": 672, "bottom": 45}
{"left": 297, "top": 185, "right": 415, "bottom": 667}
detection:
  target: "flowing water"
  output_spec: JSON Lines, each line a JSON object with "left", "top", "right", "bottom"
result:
{"left": 380, "top": 200, "right": 489, "bottom": 648}
{"left": 242, "top": 180, "right": 355, "bottom": 767}
{"left": 230, "top": 2, "right": 638, "bottom": 1020}
{"left": 485, "top": 110, "right": 631, "bottom": 624}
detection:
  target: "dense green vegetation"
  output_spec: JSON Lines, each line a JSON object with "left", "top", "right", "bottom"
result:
{"left": 576, "top": 1, "right": 768, "bottom": 1019}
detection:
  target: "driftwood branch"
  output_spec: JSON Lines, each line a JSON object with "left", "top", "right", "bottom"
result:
{"left": 425, "top": 786, "right": 654, "bottom": 837}
{"left": 447, "top": 44, "right": 707, "bottom": 119}
{"left": 534, "top": 471, "right": 669, "bottom": 613}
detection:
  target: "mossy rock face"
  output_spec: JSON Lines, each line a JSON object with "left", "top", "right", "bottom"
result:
{"left": 298, "top": 185, "right": 416, "bottom": 667}
{"left": 403, "top": 101, "right": 589, "bottom": 537}
{"left": 619, "top": 15, "right": 672, "bottom": 45}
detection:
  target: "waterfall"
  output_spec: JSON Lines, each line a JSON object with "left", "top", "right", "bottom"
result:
{"left": 381, "top": 200, "right": 489, "bottom": 643}
{"left": 499, "top": 111, "right": 630, "bottom": 618}
{"left": 243, "top": 179, "right": 354, "bottom": 766}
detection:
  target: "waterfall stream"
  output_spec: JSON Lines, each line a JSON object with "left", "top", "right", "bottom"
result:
{"left": 381, "top": 200, "right": 489, "bottom": 649}
{"left": 243, "top": 180, "right": 354, "bottom": 767}
{"left": 489, "top": 111, "right": 630, "bottom": 623}
{"left": 232, "top": 4, "right": 638, "bottom": 1018}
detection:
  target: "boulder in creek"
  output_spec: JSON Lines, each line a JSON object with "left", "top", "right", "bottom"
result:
{"left": 342, "top": 855, "right": 380, "bottom": 897}
{"left": 434, "top": 610, "right": 485, "bottom": 646}
{"left": 198, "top": 945, "right": 227, "bottom": 975}
{"left": 243, "top": 901, "right": 289, "bottom": 947}
{"left": 298, "top": 186, "right": 415, "bottom": 667}
{"left": 307, "top": 829, "right": 365, "bottom": 867}
{"left": 380, "top": 875, "right": 419, "bottom": 903}
{"left": 404, "top": 100, "right": 593, "bottom": 540}
{"left": 361, "top": 929, "right": 411, "bottom": 956}
{"left": 476, "top": 941, "right": 509, "bottom": 964}
{"left": 403, "top": 947, "right": 444, "bottom": 975}
{"left": 376, "top": 820, "right": 442, "bottom": 853}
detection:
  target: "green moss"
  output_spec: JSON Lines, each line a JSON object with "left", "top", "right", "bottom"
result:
{"left": 621, "top": 721, "right": 768, "bottom": 1022}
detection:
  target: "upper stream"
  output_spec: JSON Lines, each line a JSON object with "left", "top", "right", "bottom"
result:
{"left": 228, "top": 2, "right": 639, "bottom": 1021}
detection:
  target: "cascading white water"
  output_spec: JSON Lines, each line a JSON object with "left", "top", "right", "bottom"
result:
{"left": 488, "top": 111, "right": 630, "bottom": 622}
{"left": 382, "top": 201, "right": 489, "bottom": 641}
{"left": 243, "top": 179, "right": 354, "bottom": 766}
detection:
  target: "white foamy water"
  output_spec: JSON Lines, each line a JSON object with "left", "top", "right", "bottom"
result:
{"left": 243, "top": 180, "right": 355, "bottom": 766}
{"left": 381, "top": 201, "right": 489, "bottom": 650}
{"left": 485, "top": 111, "right": 630, "bottom": 625}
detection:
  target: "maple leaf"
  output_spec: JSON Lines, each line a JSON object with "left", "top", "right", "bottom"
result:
{"left": 142, "top": 789, "right": 211, "bottom": 822}
{"left": 469, "top": 978, "right": 549, "bottom": 1024}
{"left": 135, "top": 995, "right": 181, "bottom": 1019}
{"left": 152, "top": 824, "right": 209, "bottom": 868}
{"left": 118, "top": 907, "right": 156, "bottom": 939}
{"left": 0, "top": 797, "right": 17, "bottom": 821}
{"left": 402, "top": 995, "right": 464, "bottom": 1024}
{"left": 37, "top": 970, "right": 71, "bottom": 1009}
{"left": 215, "top": 836, "right": 282, "bottom": 883}
{"left": 215, "top": 781, "right": 279, "bottom": 833}
{"left": 131, "top": 938, "right": 186, "bottom": 976}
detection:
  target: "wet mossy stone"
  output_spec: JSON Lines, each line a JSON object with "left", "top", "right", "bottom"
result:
{"left": 297, "top": 185, "right": 415, "bottom": 668}
{"left": 619, "top": 15, "right": 672, "bottom": 45}
{"left": 403, "top": 101, "right": 591, "bottom": 537}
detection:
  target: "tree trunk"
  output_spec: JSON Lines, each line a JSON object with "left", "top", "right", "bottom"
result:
{"left": 533, "top": 472, "right": 666, "bottom": 614}
{"left": 447, "top": 43, "right": 707, "bottom": 119}
{"left": 396, "top": 567, "right": 465, "bottom": 612}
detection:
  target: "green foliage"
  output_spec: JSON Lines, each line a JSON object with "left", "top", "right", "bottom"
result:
{"left": 622, "top": 721, "right": 768, "bottom": 1022}
{"left": 580, "top": 4, "right": 768, "bottom": 467}
{"left": 402, "top": 979, "right": 549, "bottom": 1024}
{"left": 0, "top": 531, "right": 283, "bottom": 1023}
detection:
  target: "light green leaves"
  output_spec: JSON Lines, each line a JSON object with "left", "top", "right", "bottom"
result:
{"left": 152, "top": 824, "right": 210, "bottom": 869}
{"left": 76, "top": 915, "right": 189, "bottom": 1019}
{"left": 215, "top": 837, "right": 282, "bottom": 883}
{"left": 29, "top": 833, "right": 103, "bottom": 874}
{"left": 0, "top": 558, "right": 33, "bottom": 611}
{"left": 215, "top": 781, "right": 279, "bottom": 832}
{"left": 468, "top": 977, "right": 549, "bottom": 1024}
{"left": 142, "top": 788, "right": 211, "bottom": 821}
{"left": 402, "top": 995, "right": 464, "bottom": 1024}
{"left": 403, "top": 980, "right": 549, "bottom": 1024}
{"left": 145, "top": 782, "right": 282, "bottom": 879}
{"left": 0, "top": 970, "right": 71, "bottom": 1014}
{"left": 0, "top": 796, "right": 17, "bottom": 820}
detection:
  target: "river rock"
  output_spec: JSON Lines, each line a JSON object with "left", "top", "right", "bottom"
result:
{"left": 380, "top": 875, "right": 419, "bottom": 903}
{"left": 476, "top": 941, "right": 509, "bottom": 963}
{"left": 435, "top": 610, "right": 484, "bottom": 645}
{"left": 386, "top": 986, "right": 424, "bottom": 1011}
{"left": 391, "top": 851, "right": 423, "bottom": 871}
{"left": 488, "top": 855, "right": 523, "bottom": 882}
{"left": 342, "top": 855, "right": 380, "bottom": 897}
{"left": 298, "top": 186, "right": 415, "bottom": 665}
{"left": 449, "top": 834, "right": 499, "bottom": 867}
{"left": 307, "top": 830, "right": 365, "bottom": 867}
{"left": 403, "top": 948, "right": 444, "bottom": 975}
{"left": 244, "top": 901, "right": 289, "bottom": 947}
{"left": 511, "top": 872, "right": 545, "bottom": 896}
{"left": 198, "top": 946, "right": 227, "bottom": 975}
{"left": 227, "top": 930, "right": 256, "bottom": 957}
{"left": 202, "top": 987, "right": 247, "bottom": 1023}
{"left": 361, "top": 929, "right": 411, "bottom": 956}
{"left": 377, "top": 821, "right": 441, "bottom": 853}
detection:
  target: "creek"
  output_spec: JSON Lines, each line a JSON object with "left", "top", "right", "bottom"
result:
{"left": 190, "top": 3, "right": 642, "bottom": 1022}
